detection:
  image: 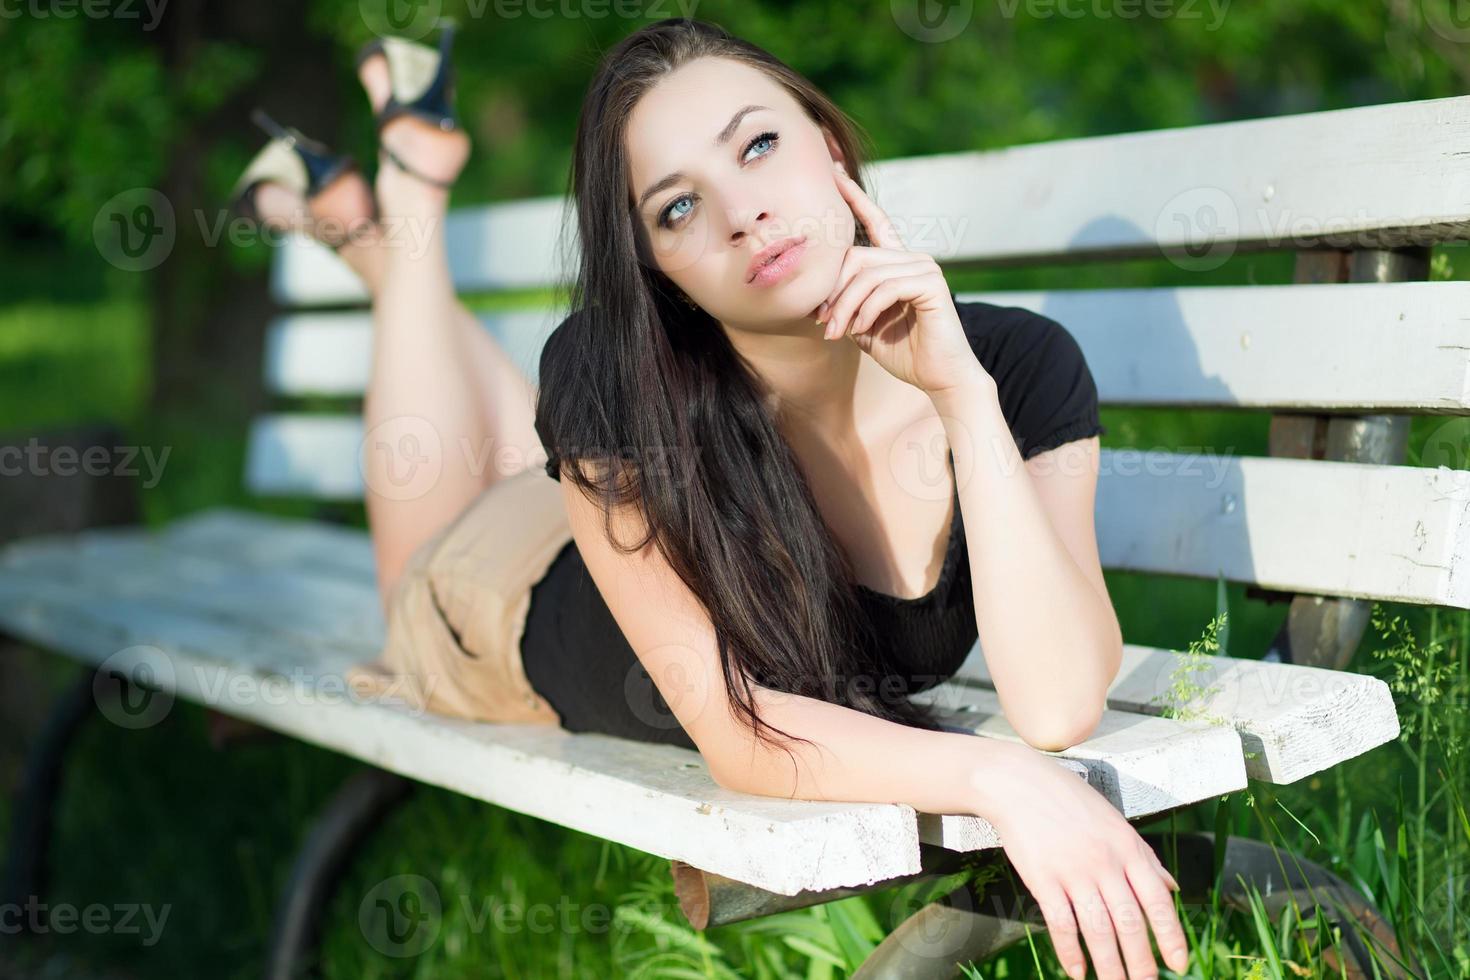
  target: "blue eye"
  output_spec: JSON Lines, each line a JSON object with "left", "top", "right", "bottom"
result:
{"left": 664, "top": 196, "right": 693, "bottom": 224}
{"left": 657, "top": 129, "right": 780, "bottom": 230}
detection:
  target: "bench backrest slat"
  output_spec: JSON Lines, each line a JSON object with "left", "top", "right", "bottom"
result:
{"left": 252, "top": 94, "right": 1470, "bottom": 616}
{"left": 244, "top": 413, "right": 1470, "bottom": 609}
{"left": 268, "top": 95, "right": 1470, "bottom": 307}
{"left": 262, "top": 281, "right": 1470, "bottom": 412}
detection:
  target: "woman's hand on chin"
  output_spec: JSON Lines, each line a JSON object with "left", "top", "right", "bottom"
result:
{"left": 814, "top": 166, "right": 991, "bottom": 397}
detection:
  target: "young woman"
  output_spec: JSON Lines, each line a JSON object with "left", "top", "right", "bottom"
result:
{"left": 233, "top": 16, "right": 1187, "bottom": 980}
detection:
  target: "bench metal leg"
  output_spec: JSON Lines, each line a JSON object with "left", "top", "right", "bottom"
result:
{"left": 2, "top": 663, "right": 101, "bottom": 928}
{"left": 850, "top": 875, "right": 1034, "bottom": 979}
{"left": 264, "top": 766, "right": 416, "bottom": 980}
{"left": 1158, "top": 831, "right": 1415, "bottom": 978}
{"left": 1258, "top": 246, "right": 1427, "bottom": 672}
{"left": 672, "top": 843, "right": 999, "bottom": 929}
{"left": 204, "top": 707, "right": 281, "bottom": 750}
{"left": 847, "top": 831, "right": 1416, "bottom": 978}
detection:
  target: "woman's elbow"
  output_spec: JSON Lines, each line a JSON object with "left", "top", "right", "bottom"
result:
{"left": 709, "top": 760, "right": 747, "bottom": 793}
{"left": 705, "top": 743, "right": 761, "bottom": 795}
{"left": 1015, "top": 700, "right": 1104, "bottom": 753}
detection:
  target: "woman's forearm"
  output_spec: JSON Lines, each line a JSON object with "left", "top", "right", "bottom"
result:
{"left": 929, "top": 379, "right": 1121, "bottom": 751}
{"left": 715, "top": 681, "right": 1044, "bottom": 820}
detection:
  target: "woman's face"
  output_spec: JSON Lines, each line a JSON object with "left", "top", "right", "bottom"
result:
{"left": 625, "top": 56, "right": 854, "bottom": 332}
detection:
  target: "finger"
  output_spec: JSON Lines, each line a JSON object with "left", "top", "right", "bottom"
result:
{"left": 845, "top": 273, "right": 926, "bottom": 341}
{"left": 834, "top": 168, "right": 906, "bottom": 250}
{"left": 1125, "top": 859, "right": 1189, "bottom": 974}
{"left": 1098, "top": 875, "right": 1157, "bottom": 980}
{"left": 816, "top": 244, "right": 923, "bottom": 320}
{"left": 824, "top": 262, "right": 934, "bottom": 340}
{"left": 1030, "top": 884, "right": 1087, "bottom": 980}
{"left": 848, "top": 304, "right": 907, "bottom": 354}
{"left": 1151, "top": 851, "right": 1181, "bottom": 893}
{"left": 1073, "top": 886, "right": 1127, "bottom": 980}
{"left": 1134, "top": 835, "right": 1181, "bottom": 893}
{"left": 850, "top": 269, "right": 949, "bottom": 337}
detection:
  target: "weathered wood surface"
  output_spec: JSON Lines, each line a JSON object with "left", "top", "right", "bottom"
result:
{"left": 269, "top": 95, "right": 1470, "bottom": 305}
{"left": 262, "top": 282, "right": 1470, "bottom": 413}
{"left": 245, "top": 413, "right": 1470, "bottom": 611}
{"left": 0, "top": 509, "right": 1343, "bottom": 893}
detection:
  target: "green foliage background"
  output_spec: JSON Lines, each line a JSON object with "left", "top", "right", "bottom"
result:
{"left": 2, "top": 1, "right": 1469, "bottom": 977}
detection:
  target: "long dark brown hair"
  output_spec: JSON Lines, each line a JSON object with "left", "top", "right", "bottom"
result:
{"left": 538, "top": 17, "right": 948, "bottom": 772}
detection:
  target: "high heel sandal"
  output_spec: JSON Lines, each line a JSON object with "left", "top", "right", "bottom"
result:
{"left": 354, "top": 19, "right": 461, "bottom": 189}
{"left": 230, "top": 109, "right": 364, "bottom": 249}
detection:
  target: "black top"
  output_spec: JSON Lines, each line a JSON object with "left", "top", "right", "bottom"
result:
{"left": 522, "top": 297, "right": 1106, "bottom": 751}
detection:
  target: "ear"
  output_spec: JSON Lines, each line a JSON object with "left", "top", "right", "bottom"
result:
{"left": 820, "top": 125, "right": 848, "bottom": 174}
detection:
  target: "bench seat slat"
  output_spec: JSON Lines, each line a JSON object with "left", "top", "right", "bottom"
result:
{"left": 153, "top": 508, "right": 1405, "bottom": 787}
{"left": 0, "top": 511, "right": 1267, "bottom": 874}
{"left": 951, "top": 644, "right": 1401, "bottom": 785}
{"left": 911, "top": 683, "right": 1246, "bottom": 851}
{"left": 10, "top": 518, "right": 1242, "bottom": 835}
{"left": 0, "top": 551, "right": 928, "bottom": 897}
{"left": 158, "top": 507, "right": 379, "bottom": 584}
{"left": 0, "top": 529, "right": 387, "bottom": 652}
{"left": 1, "top": 513, "right": 1235, "bottom": 816}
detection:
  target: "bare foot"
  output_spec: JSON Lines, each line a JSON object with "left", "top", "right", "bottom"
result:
{"left": 247, "top": 171, "right": 384, "bottom": 290}
{"left": 357, "top": 51, "right": 471, "bottom": 205}
{"left": 249, "top": 170, "right": 378, "bottom": 250}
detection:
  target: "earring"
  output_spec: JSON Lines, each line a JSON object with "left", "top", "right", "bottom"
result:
{"left": 677, "top": 290, "right": 697, "bottom": 309}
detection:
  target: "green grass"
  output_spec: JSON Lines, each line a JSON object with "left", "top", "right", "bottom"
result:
{"left": 0, "top": 297, "right": 151, "bottom": 434}
{"left": 3, "top": 246, "right": 1469, "bottom": 977}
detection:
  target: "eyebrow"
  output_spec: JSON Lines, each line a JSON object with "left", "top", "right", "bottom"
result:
{"left": 635, "top": 104, "right": 772, "bottom": 217}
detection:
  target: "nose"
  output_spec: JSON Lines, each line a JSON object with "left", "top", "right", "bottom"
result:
{"left": 727, "top": 208, "right": 771, "bottom": 245}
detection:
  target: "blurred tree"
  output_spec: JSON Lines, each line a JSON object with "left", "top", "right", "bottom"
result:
{"left": 0, "top": 0, "right": 1463, "bottom": 416}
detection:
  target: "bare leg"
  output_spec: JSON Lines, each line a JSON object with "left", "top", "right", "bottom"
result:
{"left": 356, "top": 55, "right": 541, "bottom": 613}
{"left": 255, "top": 180, "right": 538, "bottom": 461}
{"left": 250, "top": 80, "right": 542, "bottom": 613}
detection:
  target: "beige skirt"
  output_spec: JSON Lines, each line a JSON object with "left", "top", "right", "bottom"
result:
{"left": 346, "top": 466, "right": 573, "bottom": 725}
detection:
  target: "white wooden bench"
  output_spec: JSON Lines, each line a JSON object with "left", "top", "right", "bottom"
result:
{"left": 6, "top": 92, "right": 1464, "bottom": 976}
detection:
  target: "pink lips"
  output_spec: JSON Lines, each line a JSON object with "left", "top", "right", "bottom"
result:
{"left": 746, "top": 236, "right": 808, "bottom": 287}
